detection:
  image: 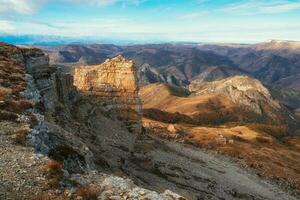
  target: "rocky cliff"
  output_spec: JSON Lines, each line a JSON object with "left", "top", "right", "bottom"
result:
{"left": 74, "top": 55, "right": 142, "bottom": 133}
{"left": 189, "top": 76, "right": 287, "bottom": 122}
{"left": 0, "top": 42, "right": 186, "bottom": 199}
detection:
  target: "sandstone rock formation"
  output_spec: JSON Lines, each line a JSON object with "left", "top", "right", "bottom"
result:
{"left": 74, "top": 55, "right": 142, "bottom": 133}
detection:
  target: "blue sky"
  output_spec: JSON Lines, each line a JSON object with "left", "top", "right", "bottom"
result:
{"left": 0, "top": 0, "right": 300, "bottom": 43}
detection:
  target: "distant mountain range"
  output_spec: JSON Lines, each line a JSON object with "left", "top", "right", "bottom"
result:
{"left": 37, "top": 40, "right": 300, "bottom": 111}
{"left": 0, "top": 34, "right": 184, "bottom": 46}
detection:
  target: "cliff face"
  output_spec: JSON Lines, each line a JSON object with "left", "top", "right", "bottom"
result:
{"left": 0, "top": 42, "right": 186, "bottom": 199}
{"left": 74, "top": 55, "right": 142, "bottom": 133}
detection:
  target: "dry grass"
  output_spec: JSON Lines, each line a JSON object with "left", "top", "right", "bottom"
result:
{"left": 43, "top": 160, "right": 63, "bottom": 190}
{"left": 13, "top": 128, "right": 30, "bottom": 145}
{"left": 143, "top": 118, "right": 300, "bottom": 190}
{"left": 248, "top": 124, "right": 289, "bottom": 139}
{"left": 0, "top": 110, "right": 19, "bottom": 121}
{"left": 76, "top": 186, "right": 100, "bottom": 200}
{"left": 46, "top": 177, "right": 61, "bottom": 188}
{"left": 0, "top": 86, "right": 12, "bottom": 101}
{"left": 6, "top": 99, "right": 33, "bottom": 114}
{"left": 34, "top": 193, "right": 67, "bottom": 200}
{"left": 46, "top": 160, "right": 62, "bottom": 176}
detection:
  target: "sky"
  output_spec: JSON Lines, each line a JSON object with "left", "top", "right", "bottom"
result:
{"left": 0, "top": 0, "right": 300, "bottom": 44}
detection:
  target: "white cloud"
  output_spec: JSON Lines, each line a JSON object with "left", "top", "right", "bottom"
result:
{"left": 0, "top": 0, "right": 46, "bottom": 15}
{"left": 0, "top": 0, "right": 145, "bottom": 15}
{"left": 261, "top": 2, "right": 300, "bottom": 13}
{"left": 178, "top": 11, "right": 208, "bottom": 20}
{"left": 0, "top": 20, "right": 15, "bottom": 32}
{"left": 63, "top": 0, "right": 145, "bottom": 6}
{"left": 221, "top": 0, "right": 300, "bottom": 14}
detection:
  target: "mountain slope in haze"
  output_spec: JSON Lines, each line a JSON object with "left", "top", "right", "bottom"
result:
{"left": 41, "top": 40, "right": 300, "bottom": 113}
{"left": 198, "top": 40, "right": 300, "bottom": 90}
{"left": 42, "top": 44, "right": 244, "bottom": 85}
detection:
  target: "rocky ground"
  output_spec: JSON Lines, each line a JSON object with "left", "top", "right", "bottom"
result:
{"left": 0, "top": 121, "right": 47, "bottom": 200}
{"left": 0, "top": 120, "right": 185, "bottom": 200}
{"left": 125, "top": 133, "right": 300, "bottom": 200}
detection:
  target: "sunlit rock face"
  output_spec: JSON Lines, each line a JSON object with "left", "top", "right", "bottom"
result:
{"left": 74, "top": 55, "right": 142, "bottom": 133}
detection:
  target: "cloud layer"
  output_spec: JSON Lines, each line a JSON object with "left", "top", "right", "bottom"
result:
{"left": 0, "top": 0, "right": 300, "bottom": 43}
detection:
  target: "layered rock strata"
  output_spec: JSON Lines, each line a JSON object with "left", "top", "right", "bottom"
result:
{"left": 74, "top": 55, "right": 142, "bottom": 133}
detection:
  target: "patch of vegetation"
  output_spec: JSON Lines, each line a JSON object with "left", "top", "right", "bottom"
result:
{"left": 255, "top": 136, "right": 272, "bottom": 143}
{"left": 0, "top": 110, "right": 18, "bottom": 121}
{"left": 13, "top": 128, "right": 30, "bottom": 145}
{"left": 76, "top": 186, "right": 100, "bottom": 200}
{"left": 5, "top": 99, "right": 33, "bottom": 114}
{"left": 165, "top": 84, "right": 191, "bottom": 97}
{"left": 0, "top": 86, "right": 12, "bottom": 101}
{"left": 249, "top": 124, "right": 289, "bottom": 139}
{"left": 46, "top": 160, "right": 63, "bottom": 176}
{"left": 43, "top": 160, "right": 63, "bottom": 190}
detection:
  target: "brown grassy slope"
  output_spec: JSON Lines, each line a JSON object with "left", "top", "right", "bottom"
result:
{"left": 143, "top": 118, "right": 300, "bottom": 190}
{"left": 140, "top": 83, "right": 300, "bottom": 190}
{"left": 140, "top": 83, "right": 233, "bottom": 115}
{"left": 140, "top": 83, "right": 285, "bottom": 128}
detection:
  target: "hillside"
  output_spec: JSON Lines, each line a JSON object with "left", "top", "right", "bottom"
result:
{"left": 140, "top": 78, "right": 300, "bottom": 192}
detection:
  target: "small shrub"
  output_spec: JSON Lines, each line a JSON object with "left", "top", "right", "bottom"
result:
{"left": 14, "top": 128, "right": 30, "bottom": 145}
{"left": 249, "top": 124, "right": 289, "bottom": 139}
{"left": 28, "top": 113, "right": 39, "bottom": 128}
{"left": 166, "top": 84, "right": 191, "bottom": 97}
{"left": 34, "top": 193, "right": 67, "bottom": 200}
{"left": 231, "top": 135, "right": 248, "bottom": 142}
{"left": 255, "top": 136, "right": 272, "bottom": 143}
{"left": 76, "top": 186, "right": 100, "bottom": 200}
{"left": 46, "top": 160, "right": 62, "bottom": 175}
{"left": 0, "top": 110, "right": 18, "bottom": 121}
{"left": 0, "top": 86, "right": 12, "bottom": 101}
{"left": 46, "top": 177, "right": 61, "bottom": 188}
{"left": 6, "top": 99, "right": 33, "bottom": 113}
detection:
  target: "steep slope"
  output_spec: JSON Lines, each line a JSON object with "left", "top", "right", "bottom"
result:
{"left": 0, "top": 42, "right": 185, "bottom": 199}
{"left": 198, "top": 40, "right": 300, "bottom": 91}
{"left": 141, "top": 76, "right": 297, "bottom": 128}
{"left": 140, "top": 78, "right": 300, "bottom": 194}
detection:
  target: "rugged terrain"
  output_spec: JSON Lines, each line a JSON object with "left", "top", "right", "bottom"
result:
{"left": 140, "top": 77, "right": 300, "bottom": 195}
{"left": 1, "top": 42, "right": 300, "bottom": 199}
{"left": 41, "top": 40, "right": 300, "bottom": 115}
{"left": 0, "top": 42, "right": 184, "bottom": 199}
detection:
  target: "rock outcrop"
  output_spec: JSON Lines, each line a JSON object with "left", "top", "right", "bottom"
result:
{"left": 0, "top": 42, "right": 186, "bottom": 199}
{"left": 74, "top": 55, "right": 142, "bottom": 133}
{"left": 190, "top": 76, "right": 280, "bottom": 113}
